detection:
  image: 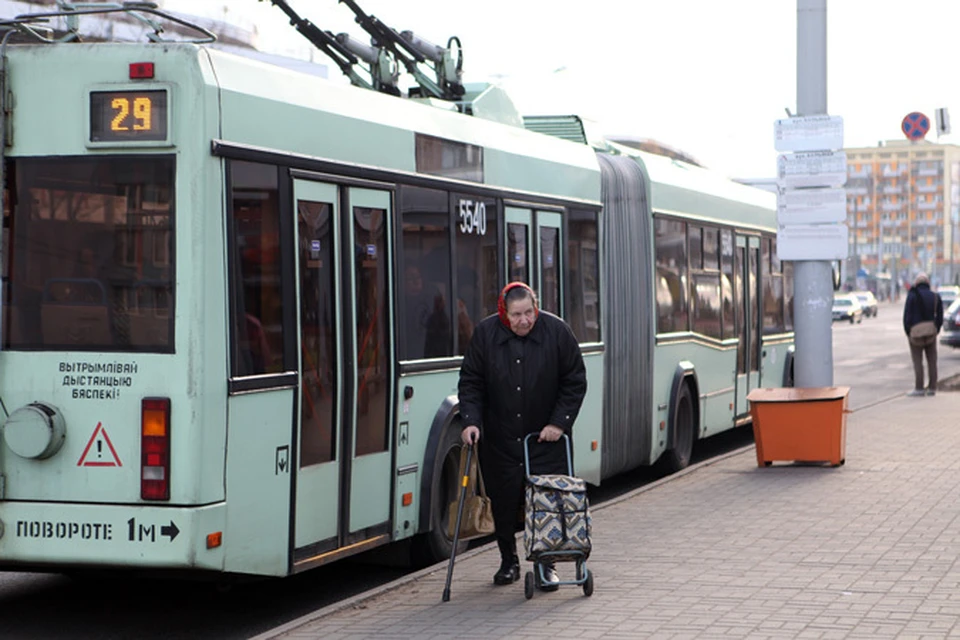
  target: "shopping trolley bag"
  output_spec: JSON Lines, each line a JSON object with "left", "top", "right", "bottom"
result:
{"left": 521, "top": 433, "right": 594, "bottom": 598}
{"left": 523, "top": 471, "right": 592, "bottom": 561}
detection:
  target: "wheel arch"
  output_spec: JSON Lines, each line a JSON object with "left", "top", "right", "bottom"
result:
{"left": 417, "top": 394, "right": 461, "bottom": 534}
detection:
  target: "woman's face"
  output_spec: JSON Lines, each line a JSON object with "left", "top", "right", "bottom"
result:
{"left": 506, "top": 297, "right": 537, "bottom": 336}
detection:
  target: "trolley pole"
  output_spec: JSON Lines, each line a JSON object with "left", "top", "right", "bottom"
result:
{"left": 793, "top": 0, "right": 834, "bottom": 387}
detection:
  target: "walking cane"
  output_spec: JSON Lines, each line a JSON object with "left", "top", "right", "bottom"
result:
{"left": 442, "top": 443, "right": 473, "bottom": 602}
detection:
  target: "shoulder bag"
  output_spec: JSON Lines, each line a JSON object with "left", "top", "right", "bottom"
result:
{"left": 909, "top": 320, "right": 937, "bottom": 346}
{"left": 446, "top": 446, "right": 495, "bottom": 540}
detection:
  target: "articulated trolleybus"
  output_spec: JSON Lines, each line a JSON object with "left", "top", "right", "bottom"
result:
{"left": 0, "top": 4, "right": 793, "bottom": 579}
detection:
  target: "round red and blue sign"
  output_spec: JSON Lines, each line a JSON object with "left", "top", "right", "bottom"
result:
{"left": 902, "top": 112, "right": 930, "bottom": 140}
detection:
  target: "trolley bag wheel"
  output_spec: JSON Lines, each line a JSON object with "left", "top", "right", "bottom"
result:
{"left": 524, "top": 571, "right": 535, "bottom": 599}
{"left": 583, "top": 569, "right": 594, "bottom": 596}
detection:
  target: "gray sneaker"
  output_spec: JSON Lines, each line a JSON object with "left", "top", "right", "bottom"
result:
{"left": 927, "top": 389, "right": 937, "bottom": 396}
{"left": 906, "top": 389, "right": 926, "bottom": 397}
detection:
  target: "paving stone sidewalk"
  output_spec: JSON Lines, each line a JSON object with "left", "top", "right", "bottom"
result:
{"left": 255, "top": 392, "right": 960, "bottom": 640}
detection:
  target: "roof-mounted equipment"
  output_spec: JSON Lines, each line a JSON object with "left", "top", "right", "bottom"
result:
{"left": 339, "top": 0, "right": 464, "bottom": 101}
{"left": 258, "top": 0, "right": 376, "bottom": 93}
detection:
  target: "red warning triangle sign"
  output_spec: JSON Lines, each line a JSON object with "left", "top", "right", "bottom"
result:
{"left": 77, "top": 422, "right": 122, "bottom": 467}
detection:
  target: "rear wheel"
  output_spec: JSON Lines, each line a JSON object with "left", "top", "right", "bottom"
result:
{"left": 411, "top": 423, "right": 469, "bottom": 566}
{"left": 660, "top": 382, "right": 694, "bottom": 473}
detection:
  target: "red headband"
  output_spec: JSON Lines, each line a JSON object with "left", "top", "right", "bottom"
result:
{"left": 497, "top": 282, "right": 539, "bottom": 327}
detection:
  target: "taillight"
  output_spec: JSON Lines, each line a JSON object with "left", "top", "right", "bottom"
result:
{"left": 141, "top": 397, "right": 170, "bottom": 501}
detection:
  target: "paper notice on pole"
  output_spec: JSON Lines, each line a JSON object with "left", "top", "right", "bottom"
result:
{"left": 774, "top": 115, "right": 844, "bottom": 152}
{"left": 777, "top": 187, "right": 846, "bottom": 225}
{"left": 777, "top": 151, "right": 847, "bottom": 188}
{"left": 777, "top": 224, "right": 849, "bottom": 261}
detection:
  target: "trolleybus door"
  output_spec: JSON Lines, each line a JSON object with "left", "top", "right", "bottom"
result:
{"left": 505, "top": 207, "right": 563, "bottom": 314}
{"left": 291, "top": 180, "right": 395, "bottom": 563}
{"left": 734, "top": 235, "right": 762, "bottom": 418}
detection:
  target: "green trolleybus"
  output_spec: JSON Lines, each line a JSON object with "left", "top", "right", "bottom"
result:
{"left": 0, "top": 6, "right": 792, "bottom": 578}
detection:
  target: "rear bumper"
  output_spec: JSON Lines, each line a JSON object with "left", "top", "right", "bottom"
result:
{"left": 0, "top": 501, "right": 225, "bottom": 571}
{"left": 940, "top": 330, "right": 960, "bottom": 348}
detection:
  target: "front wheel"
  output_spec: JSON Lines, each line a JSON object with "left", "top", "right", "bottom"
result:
{"left": 410, "top": 423, "right": 469, "bottom": 567}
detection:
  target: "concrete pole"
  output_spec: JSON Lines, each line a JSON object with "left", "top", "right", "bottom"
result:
{"left": 793, "top": 0, "right": 834, "bottom": 387}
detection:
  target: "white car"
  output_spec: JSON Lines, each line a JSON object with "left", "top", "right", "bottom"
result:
{"left": 832, "top": 295, "right": 863, "bottom": 324}
{"left": 852, "top": 291, "right": 878, "bottom": 317}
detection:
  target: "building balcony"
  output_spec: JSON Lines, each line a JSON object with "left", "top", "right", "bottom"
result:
{"left": 917, "top": 168, "right": 940, "bottom": 177}
{"left": 915, "top": 184, "right": 941, "bottom": 194}
{"left": 882, "top": 186, "right": 902, "bottom": 194}
{"left": 917, "top": 201, "right": 941, "bottom": 211}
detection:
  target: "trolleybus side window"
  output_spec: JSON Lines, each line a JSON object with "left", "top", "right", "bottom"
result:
{"left": 539, "top": 224, "right": 561, "bottom": 315}
{"left": 654, "top": 217, "right": 688, "bottom": 334}
{"left": 720, "top": 229, "right": 735, "bottom": 339}
{"left": 784, "top": 260, "right": 794, "bottom": 331}
{"left": 507, "top": 223, "right": 528, "bottom": 284}
{"left": 353, "top": 205, "right": 390, "bottom": 456}
{"left": 761, "top": 236, "right": 785, "bottom": 334}
{"left": 399, "top": 185, "right": 453, "bottom": 360}
{"left": 228, "top": 160, "right": 285, "bottom": 376}
{"left": 298, "top": 199, "right": 336, "bottom": 465}
{"left": 566, "top": 208, "right": 600, "bottom": 343}
{"left": 3, "top": 156, "right": 174, "bottom": 352}
{"left": 414, "top": 134, "right": 483, "bottom": 183}
{"left": 453, "top": 193, "right": 497, "bottom": 354}
{"left": 690, "top": 224, "right": 722, "bottom": 340}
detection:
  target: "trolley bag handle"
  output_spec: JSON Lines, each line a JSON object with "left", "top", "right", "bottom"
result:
{"left": 523, "top": 432, "right": 573, "bottom": 479}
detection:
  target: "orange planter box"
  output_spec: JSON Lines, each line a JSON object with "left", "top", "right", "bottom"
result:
{"left": 746, "top": 386, "right": 849, "bottom": 467}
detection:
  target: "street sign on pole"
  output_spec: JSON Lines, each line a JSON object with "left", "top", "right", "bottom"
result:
{"left": 774, "top": 115, "right": 844, "bottom": 152}
{"left": 777, "top": 187, "right": 846, "bottom": 225}
{"left": 777, "top": 150, "right": 847, "bottom": 188}
{"left": 777, "top": 224, "right": 848, "bottom": 261}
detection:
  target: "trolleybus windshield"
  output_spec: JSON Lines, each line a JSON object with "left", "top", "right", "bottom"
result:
{"left": 3, "top": 156, "right": 175, "bottom": 352}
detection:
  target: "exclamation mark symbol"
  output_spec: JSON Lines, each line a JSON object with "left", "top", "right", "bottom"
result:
{"left": 97, "top": 439, "right": 102, "bottom": 459}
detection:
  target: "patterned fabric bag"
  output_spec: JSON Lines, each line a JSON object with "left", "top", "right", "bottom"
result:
{"left": 523, "top": 473, "right": 592, "bottom": 561}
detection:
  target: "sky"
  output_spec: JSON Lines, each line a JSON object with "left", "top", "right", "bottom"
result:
{"left": 159, "top": 0, "right": 960, "bottom": 181}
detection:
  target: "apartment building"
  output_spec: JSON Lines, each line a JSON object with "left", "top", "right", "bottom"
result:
{"left": 845, "top": 139, "right": 960, "bottom": 291}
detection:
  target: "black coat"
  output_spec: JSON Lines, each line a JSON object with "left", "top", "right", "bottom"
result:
{"left": 458, "top": 311, "right": 587, "bottom": 477}
{"left": 903, "top": 283, "right": 943, "bottom": 336}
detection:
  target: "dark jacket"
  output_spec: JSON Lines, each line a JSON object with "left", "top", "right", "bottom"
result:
{"left": 903, "top": 282, "right": 943, "bottom": 335}
{"left": 458, "top": 311, "right": 587, "bottom": 475}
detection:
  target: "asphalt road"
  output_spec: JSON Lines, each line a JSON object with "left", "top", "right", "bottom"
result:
{"left": 832, "top": 298, "right": 960, "bottom": 409}
{"left": 0, "top": 298, "right": 947, "bottom": 639}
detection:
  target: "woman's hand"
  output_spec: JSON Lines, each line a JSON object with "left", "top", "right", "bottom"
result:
{"left": 538, "top": 424, "right": 564, "bottom": 442}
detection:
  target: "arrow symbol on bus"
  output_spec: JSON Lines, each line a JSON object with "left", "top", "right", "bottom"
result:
{"left": 161, "top": 521, "right": 179, "bottom": 542}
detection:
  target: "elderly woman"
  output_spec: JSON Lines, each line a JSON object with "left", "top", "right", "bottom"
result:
{"left": 458, "top": 282, "right": 586, "bottom": 589}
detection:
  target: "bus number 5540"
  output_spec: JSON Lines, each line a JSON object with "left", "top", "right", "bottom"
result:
{"left": 458, "top": 199, "right": 486, "bottom": 236}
